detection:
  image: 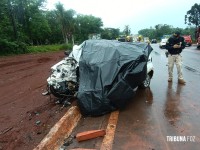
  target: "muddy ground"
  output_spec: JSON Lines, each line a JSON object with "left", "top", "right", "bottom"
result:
{"left": 0, "top": 51, "right": 70, "bottom": 150}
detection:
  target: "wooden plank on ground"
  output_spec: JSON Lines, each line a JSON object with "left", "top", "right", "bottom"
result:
{"left": 100, "top": 110, "right": 119, "bottom": 150}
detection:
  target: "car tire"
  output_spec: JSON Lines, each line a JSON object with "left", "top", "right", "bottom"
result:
{"left": 49, "top": 85, "right": 64, "bottom": 98}
{"left": 139, "top": 74, "right": 151, "bottom": 89}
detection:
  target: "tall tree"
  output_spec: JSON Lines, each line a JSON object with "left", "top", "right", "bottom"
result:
{"left": 45, "top": 10, "right": 62, "bottom": 44}
{"left": 55, "top": 3, "right": 76, "bottom": 44}
{"left": 5, "top": 0, "right": 47, "bottom": 43}
{"left": 101, "top": 28, "right": 120, "bottom": 40}
{"left": 138, "top": 28, "right": 156, "bottom": 40}
{"left": 123, "top": 25, "right": 131, "bottom": 36}
{"left": 0, "top": 0, "right": 12, "bottom": 39}
{"left": 75, "top": 14, "right": 103, "bottom": 42}
{"left": 185, "top": 3, "right": 200, "bottom": 27}
{"left": 8, "top": 0, "right": 18, "bottom": 39}
{"left": 154, "top": 24, "right": 173, "bottom": 39}
{"left": 30, "top": 12, "right": 51, "bottom": 45}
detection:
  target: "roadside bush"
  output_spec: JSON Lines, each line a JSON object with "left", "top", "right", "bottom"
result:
{"left": 59, "top": 43, "right": 73, "bottom": 51}
{"left": 27, "top": 43, "right": 72, "bottom": 53}
{"left": 0, "top": 40, "right": 73, "bottom": 56}
{"left": 27, "top": 45, "right": 60, "bottom": 53}
{"left": 0, "top": 39, "right": 27, "bottom": 55}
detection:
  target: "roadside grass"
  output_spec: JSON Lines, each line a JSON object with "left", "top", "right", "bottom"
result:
{"left": 27, "top": 44, "right": 72, "bottom": 53}
{"left": 0, "top": 43, "right": 72, "bottom": 56}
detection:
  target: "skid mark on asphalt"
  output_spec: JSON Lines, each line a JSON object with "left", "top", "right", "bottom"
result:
{"left": 100, "top": 110, "right": 119, "bottom": 150}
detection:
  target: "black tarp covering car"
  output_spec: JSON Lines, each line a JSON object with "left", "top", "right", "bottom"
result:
{"left": 77, "top": 39, "right": 153, "bottom": 116}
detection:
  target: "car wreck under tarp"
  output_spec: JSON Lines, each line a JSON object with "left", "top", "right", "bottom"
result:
{"left": 77, "top": 39, "right": 153, "bottom": 116}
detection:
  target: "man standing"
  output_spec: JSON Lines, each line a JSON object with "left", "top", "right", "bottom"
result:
{"left": 166, "top": 31, "right": 186, "bottom": 84}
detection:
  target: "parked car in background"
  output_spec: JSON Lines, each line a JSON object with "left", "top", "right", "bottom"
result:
{"left": 183, "top": 35, "right": 192, "bottom": 46}
{"left": 144, "top": 37, "right": 150, "bottom": 43}
{"left": 195, "top": 27, "right": 200, "bottom": 49}
{"left": 159, "top": 38, "right": 168, "bottom": 49}
{"left": 151, "top": 39, "right": 157, "bottom": 44}
{"left": 117, "top": 35, "right": 126, "bottom": 42}
{"left": 197, "top": 37, "right": 200, "bottom": 49}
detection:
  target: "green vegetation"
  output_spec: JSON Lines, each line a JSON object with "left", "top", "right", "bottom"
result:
{"left": 0, "top": 43, "right": 72, "bottom": 56}
{"left": 138, "top": 24, "right": 196, "bottom": 42}
{"left": 138, "top": 3, "right": 200, "bottom": 42}
{"left": 185, "top": 3, "right": 200, "bottom": 27}
{"left": 0, "top": 0, "right": 103, "bottom": 56}
{"left": 0, "top": 1, "right": 199, "bottom": 56}
{"left": 27, "top": 44, "right": 72, "bottom": 53}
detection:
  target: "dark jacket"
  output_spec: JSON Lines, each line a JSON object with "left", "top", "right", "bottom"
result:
{"left": 166, "top": 36, "right": 185, "bottom": 55}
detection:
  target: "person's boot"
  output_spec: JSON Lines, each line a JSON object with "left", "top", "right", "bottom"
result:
{"left": 178, "top": 79, "right": 186, "bottom": 84}
{"left": 168, "top": 78, "right": 172, "bottom": 82}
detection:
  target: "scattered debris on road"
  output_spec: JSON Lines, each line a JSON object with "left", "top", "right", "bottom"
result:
{"left": 76, "top": 129, "right": 106, "bottom": 142}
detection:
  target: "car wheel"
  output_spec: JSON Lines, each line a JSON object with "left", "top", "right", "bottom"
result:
{"left": 139, "top": 74, "right": 151, "bottom": 89}
{"left": 49, "top": 85, "right": 64, "bottom": 98}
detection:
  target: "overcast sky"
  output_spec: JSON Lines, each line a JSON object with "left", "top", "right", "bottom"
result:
{"left": 45, "top": 0, "right": 198, "bottom": 34}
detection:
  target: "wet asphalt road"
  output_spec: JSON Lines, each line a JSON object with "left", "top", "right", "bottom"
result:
{"left": 113, "top": 44, "right": 200, "bottom": 150}
{"left": 66, "top": 44, "right": 200, "bottom": 150}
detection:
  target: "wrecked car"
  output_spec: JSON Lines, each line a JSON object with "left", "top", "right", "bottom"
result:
{"left": 44, "top": 39, "right": 154, "bottom": 116}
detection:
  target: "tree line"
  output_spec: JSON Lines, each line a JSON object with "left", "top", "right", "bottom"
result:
{"left": 138, "top": 24, "right": 196, "bottom": 41}
{"left": 0, "top": 0, "right": 106, "bottom": 54}
{"left": 137, "top": 3, "right": 200, "bottom": 41}
{"left": 0, "top": 0, "right": 199, "bottom": 55}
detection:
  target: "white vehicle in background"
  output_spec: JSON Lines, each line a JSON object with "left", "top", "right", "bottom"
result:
{"left": 159, "top": 38, "right": 168, "bottom": 49}
{"left": 144, "top": 37, "right": 150, "bottom": 43}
